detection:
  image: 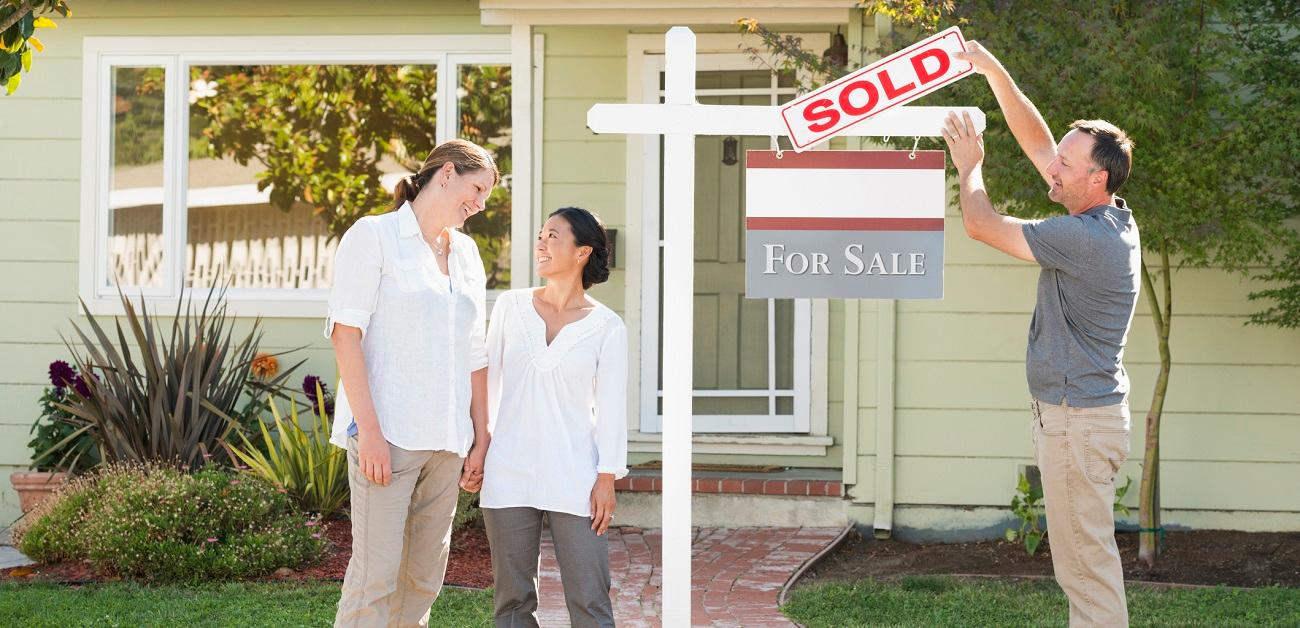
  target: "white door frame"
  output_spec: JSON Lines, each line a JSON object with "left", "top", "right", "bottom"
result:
{"left": 625, "top": 33, "right": 829, "bottom": 435}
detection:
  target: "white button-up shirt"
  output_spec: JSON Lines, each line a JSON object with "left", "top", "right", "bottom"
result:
{"left": 324, "top": 201, "right": 488, "bottom": 455}
{"left": 481, "top": 288, "right": 629, "bottom": 517}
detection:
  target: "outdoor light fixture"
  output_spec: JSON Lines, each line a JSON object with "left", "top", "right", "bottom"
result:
{"left": 722, "top": 136, "right": 739, "bottom": 166}
{"left": 823, "top": 28, "right": 848, "bottom": 70}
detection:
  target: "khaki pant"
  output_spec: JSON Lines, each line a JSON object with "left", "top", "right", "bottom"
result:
{"left": 1032, "top": 397, "right": 1131, "bottom": 627}
{"left": 335, "top": 438, "right": 463, "bottom": 628}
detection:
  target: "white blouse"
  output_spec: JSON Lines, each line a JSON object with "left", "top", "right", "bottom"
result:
{"left": 324, "top": 201, "right": 488, "bottom": 456}
{"left": 481, "top": 288, "right": 629, "bottom": 517}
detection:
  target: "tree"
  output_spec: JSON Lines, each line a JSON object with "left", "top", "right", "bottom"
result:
{"left": 741, "top": 0, "right": 1300, "bottom": 566}
{"left": 195, "top": 63, "right": 514, "bottom": 287}
{"left": 0, "top": 0, "right": 69, "bottom": 95}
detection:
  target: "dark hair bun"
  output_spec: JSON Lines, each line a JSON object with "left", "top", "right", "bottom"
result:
{"left": 551, "top": 206, "right": 611, "bottom": 289}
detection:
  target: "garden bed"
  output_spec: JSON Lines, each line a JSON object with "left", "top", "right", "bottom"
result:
{"left": 1, "top": 519, "right": 495, "bottom": 590}
{"left": 797, "top": 529, "right": 1300, "bottom": 590}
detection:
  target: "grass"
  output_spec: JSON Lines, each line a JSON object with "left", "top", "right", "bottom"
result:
{"left": 782, "top": 576, "right": 1300, "bottom": 627}
{"left": 0, "top": 581, "right": 494, "bottom": 627}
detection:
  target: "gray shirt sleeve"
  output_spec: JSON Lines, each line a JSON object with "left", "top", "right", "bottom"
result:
{"left": 1022, "top": 215, "right": 1095, "bottom": 276}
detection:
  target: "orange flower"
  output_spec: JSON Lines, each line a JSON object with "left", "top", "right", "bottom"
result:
{"left": 250, "top": 352, "right": 279, "bottom": 379}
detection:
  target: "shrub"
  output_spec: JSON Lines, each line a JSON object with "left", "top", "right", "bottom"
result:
{"left": 229, "top": 379, "right": 348, "bottom": 520}
{"left": 14, "top": 463, "right": 324, "bottom": 582}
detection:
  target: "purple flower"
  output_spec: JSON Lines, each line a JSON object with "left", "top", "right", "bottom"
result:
{"left": 301, "top": 375, "right": 328, "bottom": 398}
{"left": 48, "top": 360, "right": 76, "bottom": 389}
{"left": 302, "top": 375, "right": 335, "bottom": 416}
{"left": 72, "top": 373, "right": 95, "bottom": 398}
{"left": 206, "top": 537, "right": 218, "bottom": 543}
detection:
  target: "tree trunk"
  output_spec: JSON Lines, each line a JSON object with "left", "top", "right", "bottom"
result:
{"left": 1138, "top": 247, "right": 1173, "bottom": 567}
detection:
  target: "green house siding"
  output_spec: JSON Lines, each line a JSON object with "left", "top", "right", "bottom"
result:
{"left": 2, "top": 2, "right": 1297, "bottom": 530}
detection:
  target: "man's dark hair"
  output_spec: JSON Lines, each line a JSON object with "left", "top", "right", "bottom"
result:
{"left": 1069, "top": 119, "right": 1134, "bottom": 194}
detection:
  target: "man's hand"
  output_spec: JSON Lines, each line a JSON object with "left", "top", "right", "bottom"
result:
{"left": 357, "top": 430, "right": 392, "bottom": 486}
{"left": 953, "top": 40, "right": 1003, "bottom": 77}
{"left": 589, "top": 474, "right": 616, "bottom": 536}
{"left": 459, "top": 440, "right": 488, "bottom": 493}
{"left": 943, "top": 110, "right": 985, "bottom": 177}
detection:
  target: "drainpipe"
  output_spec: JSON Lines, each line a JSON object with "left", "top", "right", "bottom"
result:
{"left": 874, "top": 299, "right": 896, "bottom": 538}
{"left": 860, "top": 9, "right": 898, "bottom": 540}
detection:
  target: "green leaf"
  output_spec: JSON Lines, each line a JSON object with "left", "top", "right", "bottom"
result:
{"left": 1024, "top": 532, "right": 1042, "bottom": 557}
{"left": 6, "top": 72, "right": 20, "bottom": 95}
{"left": 32, "top": 17, "right": 57, "bottom": 29}
{"left": 21, "top": 47, "right": 31, "bottom": 72}
{"left": 1004, "top": 528, "right": 1018, "bottom": 542}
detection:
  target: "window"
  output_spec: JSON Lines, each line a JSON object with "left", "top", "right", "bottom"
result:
{"left": 81, "top": 36, "right": 516, "bottom": 315}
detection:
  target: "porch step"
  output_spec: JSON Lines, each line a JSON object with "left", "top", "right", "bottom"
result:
{"left": 612, "top": 468, "right": 848, "bottom": 528}
{"left": 615, "top": 467, "right": 842, "bottom": 497}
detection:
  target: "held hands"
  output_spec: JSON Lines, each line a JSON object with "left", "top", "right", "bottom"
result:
{"left": 589, "top": 474, "right": 617, "bottom": 536}
{"left": 459, "top": 439, "right": 488, "bottom": 493}
{"left": 357, "top": 430, "right": 392, "bottom": 486}
{"left": 942, "top": 110, "right": 984, "bottom": 177}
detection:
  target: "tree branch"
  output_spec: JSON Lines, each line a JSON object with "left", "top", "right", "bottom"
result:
{"left": 0, "top": 2, "right": 34, "bottom": 34}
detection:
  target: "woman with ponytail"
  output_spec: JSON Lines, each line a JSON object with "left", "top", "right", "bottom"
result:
{"left": 325, "top": 139, "right": 499, "bottom": 626}
{"left": 478, "top": 207, "right": 627, "bottom": 628}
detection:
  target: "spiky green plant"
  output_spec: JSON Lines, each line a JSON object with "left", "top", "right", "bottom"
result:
{"left": 229, "top": 382, "right": 348, "bottom": 519}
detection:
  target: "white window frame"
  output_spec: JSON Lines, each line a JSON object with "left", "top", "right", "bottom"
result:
{"left": 626, "top": 35, "right": 831, "bottom": 437}
{"left": 79, "top": 35, "right": 527, "bottom": 317}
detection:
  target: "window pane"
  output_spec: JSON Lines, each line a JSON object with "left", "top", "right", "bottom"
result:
{"left": 108, "top": 66, "right": 167, "bottom": 289}
{"left": 457, "top": 64, "right": 512, "bottom": 289}
{"left": 186, "top": 64, "right": 438, "bottom": 289}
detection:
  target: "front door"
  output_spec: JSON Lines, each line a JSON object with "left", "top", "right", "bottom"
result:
{"left": 639, "top": 54, "right": 811, "bottom": 433}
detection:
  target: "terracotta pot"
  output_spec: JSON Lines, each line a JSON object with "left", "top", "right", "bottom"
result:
{"left": 10, "top": 471, "right": 70, "bottom": 514}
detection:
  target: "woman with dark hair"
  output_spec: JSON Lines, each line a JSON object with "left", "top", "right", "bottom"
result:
{"left": 326, "top": 138, "right": 498, "bottom": 626}
{"left": 476, "top": 206, "right": 628, "bottom": 628}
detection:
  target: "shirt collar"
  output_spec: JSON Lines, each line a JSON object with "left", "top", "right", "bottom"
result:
{"left": 1084, "top": 196, "right": 1130, "bottom": 219}
{"left": 396, "top": 201, "right": 421, "bottom": 239}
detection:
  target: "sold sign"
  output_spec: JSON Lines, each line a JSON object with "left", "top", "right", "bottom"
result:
{"left": 781, "top": 26, "right": 974, "bottom": 151}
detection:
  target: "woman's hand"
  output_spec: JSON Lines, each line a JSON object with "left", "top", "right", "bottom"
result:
{"left": 460, "top": 440, "right": 488, "bottom": 493}
{"left": 357, "top": 430, "right": 391, "bottom": 486}
{"left": 589, "top": 473, "right": 617, "bottom": 536}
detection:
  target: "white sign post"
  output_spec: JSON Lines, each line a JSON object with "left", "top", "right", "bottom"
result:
{"left": 587, "top": 27, "right": 984, "bottom": 626}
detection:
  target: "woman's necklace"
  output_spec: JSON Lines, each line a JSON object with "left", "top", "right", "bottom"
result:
{"left": 429, "top": 233, "right": 449, "bottom": 257}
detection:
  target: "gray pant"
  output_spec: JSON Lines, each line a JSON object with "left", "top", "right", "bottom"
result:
{"left": 482, "top": 507, "right": 615, "bottom": 628}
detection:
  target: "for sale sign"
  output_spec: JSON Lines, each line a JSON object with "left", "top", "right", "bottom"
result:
{"left": 781, "top": 26, "right": 974, "bottom": 151}
{"left": 745, "top": 150, "right": 945, "bottom": 299}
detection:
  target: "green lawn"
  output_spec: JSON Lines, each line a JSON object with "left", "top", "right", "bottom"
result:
{"left": 782, "top": 576, "right": 1300, "bottom": 627}
{"left": 0, "top": 581, "right": 494, "bottom": 627}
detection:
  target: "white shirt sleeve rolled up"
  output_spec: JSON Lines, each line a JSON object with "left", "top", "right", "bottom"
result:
{"left": 324, "top": 217, "right": 382, "bottom": 339}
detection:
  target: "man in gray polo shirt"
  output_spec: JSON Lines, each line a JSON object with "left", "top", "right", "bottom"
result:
{"left": 943, "top": 41, "right": 1140, "bottom": 627}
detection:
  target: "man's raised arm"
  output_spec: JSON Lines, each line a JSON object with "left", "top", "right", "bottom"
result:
{"left": 954, "top": 42, "right": 1057, "bottom": 187}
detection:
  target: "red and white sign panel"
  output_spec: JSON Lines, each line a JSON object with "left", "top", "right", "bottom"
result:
{"left": 781, "top": 26, "right": 974, "bottom": 151}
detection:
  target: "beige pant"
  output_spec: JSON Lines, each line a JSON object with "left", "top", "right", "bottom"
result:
{"left": 335, "top": 437, "right": 463, "bottom": 628}
{"left": 1032, "top": 397, "right": 1131, "bottom": 627}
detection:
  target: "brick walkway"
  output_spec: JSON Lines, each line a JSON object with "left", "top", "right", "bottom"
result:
{"left": 536, "top": 526, "right": 843, "bottom": 627}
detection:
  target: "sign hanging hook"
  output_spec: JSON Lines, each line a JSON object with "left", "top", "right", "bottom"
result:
{"left": 909, "top": 136, "right": 921, "bottom": 160}
{"left": 770, "top": 135, "right": 784, "bottom": 159}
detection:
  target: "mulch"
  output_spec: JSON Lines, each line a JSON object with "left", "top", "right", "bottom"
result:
{"left": 798, "top": 529, "right": 1300, "bottom": 590}
{"left": 0, "top": 519, "right": 495, "bottom": 589}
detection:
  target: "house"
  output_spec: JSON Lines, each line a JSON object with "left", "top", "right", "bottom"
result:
{"left": 2, "top": 0, "right": 1297, "bottom": 539}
